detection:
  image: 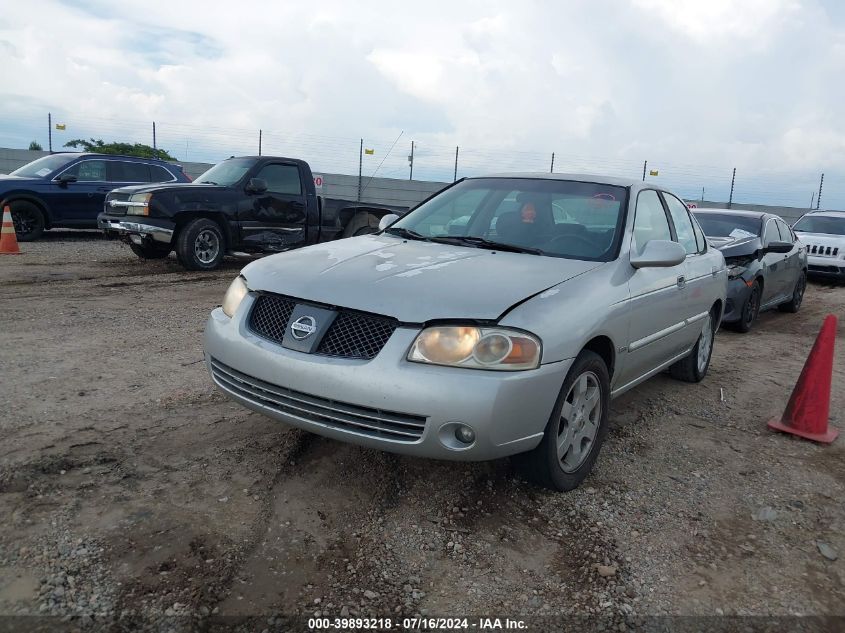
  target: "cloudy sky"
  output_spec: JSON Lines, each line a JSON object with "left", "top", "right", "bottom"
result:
{"left": 1, "top": 0, "right": 844, "bottom": 206}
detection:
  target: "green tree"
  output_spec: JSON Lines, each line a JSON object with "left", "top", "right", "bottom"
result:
{"left": 28, "top": 141, "right": 43, "bottom": 151}
{"left": 63, "top": 138, "right": 177, "bottom": 161}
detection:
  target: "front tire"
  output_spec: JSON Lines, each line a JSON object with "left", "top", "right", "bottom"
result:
{"left": 10, "top": 201, "right": 45, "bottom": 241}
{"left": 670, "top": 309, "right": 716, "bottom": 383}
{"left": 730, "top": 280, "right": 760, "bottom": 333}
{"left": 175, "top": 218, "right": 225, "bottom": 271}
{"left": 778, "top": 271, "right": 806, "bottom": 313}
{"left": 129, "top": 243, "right": 171, "bottom": 260}
{"left": 520, "top": 350, "right": 611, "bottom": 492}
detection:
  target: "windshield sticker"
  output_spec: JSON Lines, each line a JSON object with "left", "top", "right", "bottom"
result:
{"left": 729, "top": 228, "right": 756, "bottom": 239}
{"left": 36, "top": 168, "right": 51, "bottom": 177}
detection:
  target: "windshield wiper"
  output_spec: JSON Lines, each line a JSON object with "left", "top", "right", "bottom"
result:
{"left": 384, "top": 227, "right": 430, "bottom": 241}
{"left": 198, "top": 180, "right": 218, "bottom": 185}
{"left": 430, "top": 235, "right": 543, "bottom": 255}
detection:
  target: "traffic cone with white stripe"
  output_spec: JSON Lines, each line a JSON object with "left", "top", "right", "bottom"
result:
{"left": 0, "top": 205, "right": 21, "bottom": 254}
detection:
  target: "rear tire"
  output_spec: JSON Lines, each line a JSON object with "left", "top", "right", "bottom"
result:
{"left": 129, "top": 243, "right": 171, "bottom": 260}
{"left": 778, "top": 271, "right": 806, "bottom": 313}
{"left": 518, "top": 350, "right": 610, "bottom": 492}
{"left": 670, "top": 309, "right": 716, "bottom": 383}
{"left": 342, "top": 212, "right": 380, "bottom": 237}
{"left": 175, "top": 218, "right": 225, "bottom": 271}
{"left": 10, "top": 201, "right": 45, "bottom": 241}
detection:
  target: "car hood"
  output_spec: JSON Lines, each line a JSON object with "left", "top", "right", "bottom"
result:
{"left": 795, "top": 232, "right": 845, "bottom": 247}
{"left": 707, "top": 234, "right": 762, "bottom": 258}
{"left": 242, "top": 234, "right": 605, "bottom": 322}
{"left": 109, "top": 183, "right": 219, "bottom": 196}
{"left": 0, "top": 174, "right": 41, "bottom": 186}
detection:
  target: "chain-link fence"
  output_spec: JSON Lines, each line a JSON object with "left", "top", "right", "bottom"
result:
{"left": 0, "top": 111, "right": 840, "bottom": 211}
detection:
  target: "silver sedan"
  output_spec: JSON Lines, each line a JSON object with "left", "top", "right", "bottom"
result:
{"left": 205, "top": 174, "right": 726, "bottom": 491}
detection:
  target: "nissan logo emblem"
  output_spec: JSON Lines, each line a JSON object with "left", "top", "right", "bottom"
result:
{"left": 290, "top": 315, "right": 317, "bottom": 340}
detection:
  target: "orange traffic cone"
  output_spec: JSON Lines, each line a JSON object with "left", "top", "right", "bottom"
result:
{"left": 768, "top": 314, "right": 839, "bottom": 443}
{"left": 0, "top": 205, "right": 21, "bottom": 254}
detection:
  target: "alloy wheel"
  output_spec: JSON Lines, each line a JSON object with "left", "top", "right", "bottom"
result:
{"left": 194, "top": 229, "right": 220, "bottom": 264}
{"left": 557, "top": 371, "right": 602, "bottom": 473}
{"left": 697, "top": 314, "right": 714, "bottom": 374}
{"left": 12, "top": 209, "right": 35, "bottom": 236}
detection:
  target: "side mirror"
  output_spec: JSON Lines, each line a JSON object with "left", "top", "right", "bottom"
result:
{"left": 245, "top": 177, "right": 267, "bottom": 194}
{"left": 765, "top": 241, "right": 793, "bottom": 254}
{"left": 630, "top": 240, "right": 687, "bottom": 269}
{"left": 378, "top": 213, "right": 399, "bottom": 231}
{"left": 57, "top": 173, "right": 77, "bottom": 187}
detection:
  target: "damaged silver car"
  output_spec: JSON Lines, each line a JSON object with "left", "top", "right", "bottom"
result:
{"left": 204, "top": 174, "right": 726, "bottom": 491}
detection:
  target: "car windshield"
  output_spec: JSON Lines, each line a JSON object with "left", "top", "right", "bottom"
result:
{"left": 792, "top": 215, "right": 845, "bottom": 236}
{"left": 9, "top": 154, "right": 76, "bottom": 178}
{"left": 195, "top": 157, "right": 256, "bottom": 186}
{"left": 387, "top": 178, "right": 628, "bottom": 261}
{"left": 693, "top": 212, "right": 762, "bottom": 238}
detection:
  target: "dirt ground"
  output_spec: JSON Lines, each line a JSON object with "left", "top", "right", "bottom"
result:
{"left": 1, "top": 232, "right": 844, "bottom": 632}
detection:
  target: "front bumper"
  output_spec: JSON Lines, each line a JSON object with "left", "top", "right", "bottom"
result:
{"left": 807, "top": 255, "right": 845, "bottom": 280}
{"left": 203, "top": 295, "right": 571, "bottom": 461}
{"left": 98, "top": 214, "right": 175, "bottom": 245}
{"left": 721, "top": 276, "right": 754, "bottom": 323}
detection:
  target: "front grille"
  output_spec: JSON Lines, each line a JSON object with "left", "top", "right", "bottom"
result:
{"left": 317, "top": 311, "right": 397, "bottom": 359}
{"left": 809, "top": 244, "right": 839, "bottom": 257}
{"left": 248, "top": 294, "right": 397, "bottom": 360}
{"left": 104, "top": 193, "right": 132, "bottom": 216}
{"left": 210, "top": 358, "right": 427, "bottom": 442}
{"left": 250, "top": 294, "right": 296, "bottom": 343}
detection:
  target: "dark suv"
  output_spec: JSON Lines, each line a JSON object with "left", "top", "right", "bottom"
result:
{"left": 0, "top": 153, "right": 191, "bottom": 241}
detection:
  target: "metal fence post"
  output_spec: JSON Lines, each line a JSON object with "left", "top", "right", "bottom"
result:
{"left": 152, "top": 121, "right": 156, "bottom": 150}
{"left": 817, "top": 173, "right": 824, "bottom": 209}
{"left": 408, "top": 141, "right": 415, "bottom": 180}
{"left": 48, "top": 113, "right": 52, "bottom": 153}
{"left": 357, "top": 138, "right": 363, "bottom": 202}
{"left": 454, "top": 146, "right": 459, "bottom": 182}
{"left": 728, "top": 167, "right": 736, "bottom": 208}
{"left": 642, "top": 160, "right": 647, "bottom": 181}
{"left": 258, "top": 129, "right": 262, "bottom": 156}
{"left": 550, "top": 152, "right": 555, "bottom": 173}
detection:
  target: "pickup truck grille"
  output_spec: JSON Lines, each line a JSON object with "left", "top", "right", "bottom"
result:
{"left": 209, "top": 357, "right": 426, "bottom": 442}
{"left": 807, "top": 244, "right": 840, "bottom": 257}
{"left": 248, "top": 294, "right": 398, "bottom": 360}
{"left": 104, "top": 193, "right": 132, "bottom": 216}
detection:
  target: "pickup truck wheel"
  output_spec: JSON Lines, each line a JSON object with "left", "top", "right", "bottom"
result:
{"left": 175, "top": 218, "right": 225, "bottom": 271}
{"left": 10, "top": 201, "right": 45, "bottom": 242}
{"left": 343, "top": 212, "right": 380, "bottom": 238}
{"left": 129, "top": 243, "right": 171, "bottom": 260}
{"left": 517, "top": 350, "right": 610, "bottom": 492}
{"left": 669, "top": 309, "right": 716, "bottom": 383}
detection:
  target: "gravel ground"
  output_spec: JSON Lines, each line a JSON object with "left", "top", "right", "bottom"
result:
{"left": 0, "top": 232, "right": 844, "bottom": 632}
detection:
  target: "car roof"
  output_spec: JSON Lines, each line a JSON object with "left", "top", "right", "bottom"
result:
{"left": 692, "top": 208, "right": 768, "bottom": 219}
{"left": 54, "top": 152, "right": 173, "bottom": 164}
{"left": 802, "top": 210, "right": 845, "bottom": 219}
{"left": 472, "top": 172, "right": 641, "bottom": 188}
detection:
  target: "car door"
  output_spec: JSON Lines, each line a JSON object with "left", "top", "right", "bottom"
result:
{"left": 47, "top": 159, "right": 109, "bottom": 224}
{"left": 238, "top": 162, "right": 307, "bottom": 251}
{"left": 619, "top": 190, "right": 690, "bottom": 387}
{"left": 662, "top": 192, "right": 714, "bottom": 346}
{"left": 760, "top": 218, "right": 787, "bottom": 303}
{"left": 775, "top": 218, "right": 802, "bottom": 294}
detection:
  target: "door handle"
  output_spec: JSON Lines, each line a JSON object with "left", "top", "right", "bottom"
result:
{"left": 677, "top": 275, "right": 686, "bottom": 289}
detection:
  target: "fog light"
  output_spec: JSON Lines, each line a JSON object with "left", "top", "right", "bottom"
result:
{"left": 454, "top": 425, "right": 475, "bottom": 444}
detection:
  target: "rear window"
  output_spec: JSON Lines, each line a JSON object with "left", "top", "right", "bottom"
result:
{"left": 110, "top": 161, "right": 150, "bottom": 183}
{"left": 793, "top": 215, "right": 845, "bottom": 236}
{"left": 693, "top": 212, "right": 762, "bottom": 239}
{"left": 149, "top": 165, "right": 175, "bottom": 182}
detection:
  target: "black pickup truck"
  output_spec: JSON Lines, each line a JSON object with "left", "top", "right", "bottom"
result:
{"left": 98, "top": 156, "right": 409, "bottom": 270}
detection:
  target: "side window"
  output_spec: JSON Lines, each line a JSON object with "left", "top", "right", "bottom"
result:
{"left": 110, "top": 161, "right": 150, "bottom": 183}
{"left": 149, "top": 165, "right": 174, "bottom": 182}
{"left": 663, "top": 193, "right": 698, "bottom": 255}
{"left": 763, "top": 219, "right": 779, "bottom": 246}
{"left": 776, "top": 219, "right": 793, "bottom": 243}
{"left": 255, "top": 164, "right": 302, "bottom": 195}
{"left": 65, "top": 160, "right": 107, "bottom": 182}
{"left": 691, "top": 213, "right": 707, "bottom": 253}
{"left": 632, "top": 190, "right": 672, "bottom": 255}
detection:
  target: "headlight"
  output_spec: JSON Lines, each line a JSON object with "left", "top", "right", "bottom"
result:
{"left": 222, "top": 276, "right": 249, "bottom": 317}
{"left": 126, "top": 193, "right": 152, "bottom": 216}
{"left": 408, "top": 326, "right": 541, "bottom": 371}
{"left": 727, "top": 264, "right": 747, "bottom": 279}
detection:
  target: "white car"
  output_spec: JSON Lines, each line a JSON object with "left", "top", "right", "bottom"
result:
{"left": 793, "top": 211, "right": 845, "bottom": 281}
